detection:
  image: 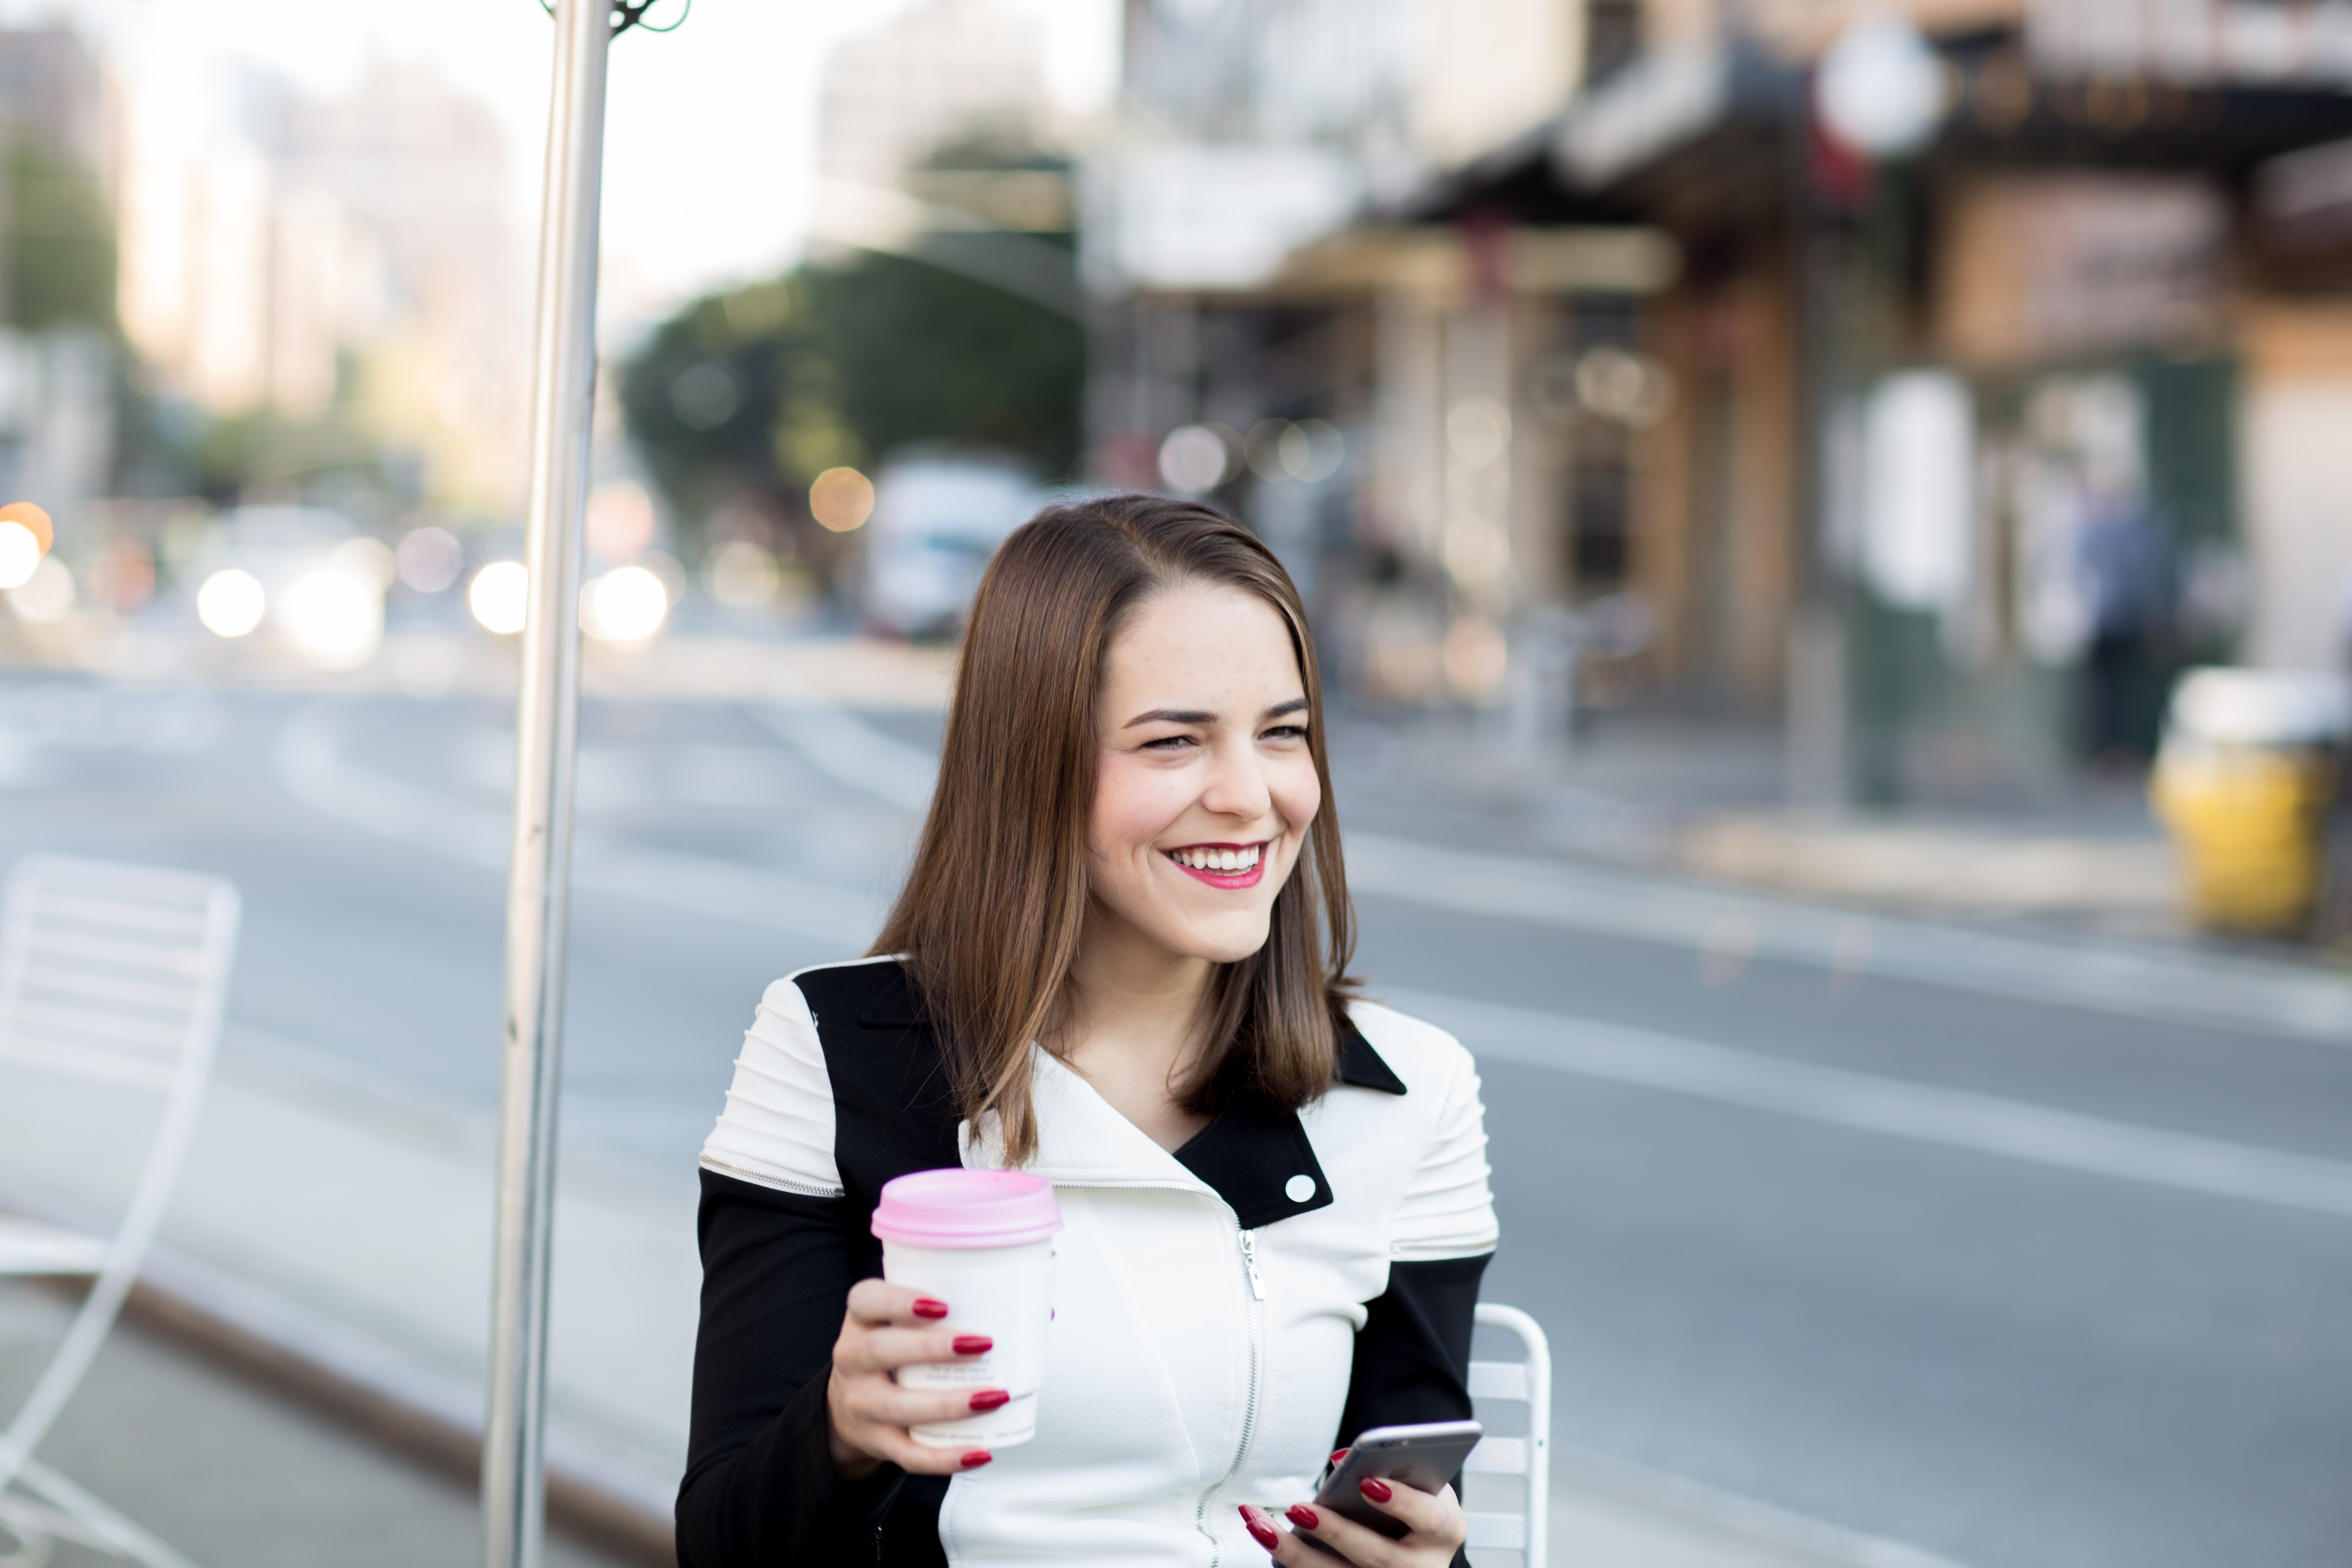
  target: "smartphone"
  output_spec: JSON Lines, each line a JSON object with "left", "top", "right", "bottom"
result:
{"left": 1298, "top": 1419, "right": 1484, "bottom": 1556}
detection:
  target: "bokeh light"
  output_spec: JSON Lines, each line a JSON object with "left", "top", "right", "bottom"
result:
{"left": 586, "top": 480, "right": 658, "bottom": 559}
{"left": 6, "top": 557, "right": 75, "bottom": 626}
{"left": 810, "top": 467, "right": 875, "bottom": 532}
{"left": 0, "top": 501, "right": 52, "bottom": 559}
{"left": 396, "top": 526, "right": 465, "bottom": 593}
{"left": 469, "top": 561, "right": 530, "bottom": 635}
{"left": 196, "top": 569, "right": 267, "bottom": 638}
{"left": 332, "top": 536, "right": 398, "bottom": 591}
{"left": 281, "top": 567, "right": 386, "bottom": 668}
{"left": 0, "top": 522, "right": 39, "bottom": 590}
{"left": 582, "top": 564, "right": 669, "bottom": 642}
{"left": 1158, "top": 424, "right": 1234, "bottom": 493}
{"left": 704, "top": 539, "right": 780, "bottom": 608}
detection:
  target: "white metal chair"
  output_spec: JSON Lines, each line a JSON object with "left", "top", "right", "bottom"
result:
{"left": 0, "top": 855, "right": 240, "bottom": 1568}
{"left": 1463, "top": 1302, "right": 1551, "bottom": 1568}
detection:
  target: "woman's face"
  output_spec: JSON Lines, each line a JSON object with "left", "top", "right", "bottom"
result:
{"left": 1088, "top": 580, "right": 1321, "bottom": 967}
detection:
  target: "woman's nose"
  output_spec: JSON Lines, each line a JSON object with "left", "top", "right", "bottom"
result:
{"left": 1199, "top": 738, "right": 1273, "bottom": 821}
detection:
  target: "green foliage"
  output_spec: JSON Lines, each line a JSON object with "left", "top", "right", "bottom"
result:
{"left": 621, "top": 240, "right": 1086, "bottom": 537}
{"left": 5, "top": 136, "right": 116, "bottom": 332}
{"left": 803, "top": 249, "right": 1083, "bottom": 479}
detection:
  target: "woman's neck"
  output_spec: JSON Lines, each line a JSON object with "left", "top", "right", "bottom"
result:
{"left": 1056, "top": 899, "right": 1217, "bottom": 1152}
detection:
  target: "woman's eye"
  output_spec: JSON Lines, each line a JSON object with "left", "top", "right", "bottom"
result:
{"left": 1262, "top": 725, "right": 1309, "bottom": 743}
{"left": 1141, "top": 734, "right": 1195, "bottom": 752}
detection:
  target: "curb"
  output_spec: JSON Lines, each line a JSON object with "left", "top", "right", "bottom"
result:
{"left": 0, "top": 1172, "right": 677, "bottom": 1568}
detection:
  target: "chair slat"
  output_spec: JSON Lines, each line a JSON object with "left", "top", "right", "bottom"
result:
{"left": 23, "top": 890, "right": 214, "bottom": 936}
{"left": 7, "top": 1001, "right": 186, "bottom": 1049}
{"left": 0, "top": 1216, "right": 108, "bottom": 1276}
{"left": 1463, "top": 1436, "right": 1526, "bottom": 1475}
{"left": 22, "top": 928, "right": 209, "bottom": 976}
{"left": 1464, "top": 1513, "right": 1527, "bottom": 1550}
{"left": 1467, "top": 1361, "right": 1528, "bottom": 1401}
{"left": 19, "top": 966, "right": 199, "bottom": 1010}
{"left": 1, "top": 1037, "right": 180, "bottom": 1089}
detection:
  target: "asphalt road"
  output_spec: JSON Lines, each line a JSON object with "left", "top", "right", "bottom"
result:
{"left": 3, "top": 674, "right": 2347, "bottom": 1568}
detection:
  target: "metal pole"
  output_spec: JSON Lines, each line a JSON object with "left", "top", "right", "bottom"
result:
{"left": 485, "top": 2, "right": 609, "bottom": 1565}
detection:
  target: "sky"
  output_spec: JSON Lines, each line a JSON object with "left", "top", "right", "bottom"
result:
{"left": 30, "top": 0, "right": 1120, "bottom": 327}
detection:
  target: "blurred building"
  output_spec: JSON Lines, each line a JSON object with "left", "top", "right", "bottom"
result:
{"left": 0, "top": 26, "right": 118, "bottom": 542}
{"left": 818, "top": 0, "right": 1055, "bottom": 189}
{"left": 115, "top": 57, "right": 527, "bottom": 508}
{"left": 1091, "top": 0, "right": 2352, "bottom": 794}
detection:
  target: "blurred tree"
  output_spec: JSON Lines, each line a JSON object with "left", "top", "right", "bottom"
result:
{"left": 622, "top": 143, "right": 1085, "bottom": 554}
{"left": 3, "top": 135, "right": 117, "bottom": 331}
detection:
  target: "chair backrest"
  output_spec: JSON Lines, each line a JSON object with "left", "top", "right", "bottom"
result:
{"left": 0, "top": 855, "right": 239, "bottom": 1092}
{"left": 1462, "top": 1301, "right": 1551, "bottom": 1568}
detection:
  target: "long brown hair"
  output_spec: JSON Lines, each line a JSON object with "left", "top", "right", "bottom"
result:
{"left": 870, "top": 493, "right": 1357, "bottom": 1165}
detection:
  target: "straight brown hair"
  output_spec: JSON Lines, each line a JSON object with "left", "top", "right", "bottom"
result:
{"left": 870, "top": 493, "right": 1357, "bottom": 1166}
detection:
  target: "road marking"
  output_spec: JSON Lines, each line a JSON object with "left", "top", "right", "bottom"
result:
{"left": 1387, "top": 988, "right": 2352, "bottom": 1220}
{"left": 744, "top": 689, "right": 2352, "bottom": 1047}
{"left": 1351, "top": 833, "right": 2352, "bottom": 1046}
{"left": 272, "top": 710, "right": 885, "bottom": 944}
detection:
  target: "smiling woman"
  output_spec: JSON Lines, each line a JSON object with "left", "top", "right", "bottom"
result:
{"left": 681, "top": 496, "right": 1497, "bottom": 1568}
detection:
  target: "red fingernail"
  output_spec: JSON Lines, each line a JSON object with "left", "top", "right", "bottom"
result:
{"left": 1358, "top": 1477, "right": 1392, "bottom": 1503}
{"left": 1237, "top": 1506, "right": 1279, "bottom": 1552}
{"left": 912, "top": 1299, "right": 949, "bottom": 1319}
{"left": 1286, "top": 1505, "right": 1320, "bottom": 1530}
{"left": 969, "top": 1389, "right": 1010, "bottom": 1411}
{"left": 1329, "top": 1448, "right": 1349, "bottom": 1465}
{"left": 960, "top": 1449, "right": 992, "bottom": 1468}
{"left": 953, "top": 1334, "right": 993, "bottom": 1355}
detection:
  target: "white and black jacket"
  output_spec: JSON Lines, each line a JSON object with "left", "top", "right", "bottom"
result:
{"left": 680, "top": 957, "right": 1499, "bottom": 1568}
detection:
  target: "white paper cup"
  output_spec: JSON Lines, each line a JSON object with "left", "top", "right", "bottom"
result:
{"left": 872, "top": 1169, "right": 1063, "bottom": 1449}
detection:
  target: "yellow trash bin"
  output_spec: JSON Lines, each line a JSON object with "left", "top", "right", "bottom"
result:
{"left": 2150, "top": 669, "right": 2349, "bottom": 938}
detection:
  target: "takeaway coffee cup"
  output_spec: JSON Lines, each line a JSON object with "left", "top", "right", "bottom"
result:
{"left": 873, "top": 1168, "right": 1063, "bottom": 1448}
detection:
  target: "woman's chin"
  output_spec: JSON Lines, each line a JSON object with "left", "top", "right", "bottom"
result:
{"left": 1162, "top": 911, "right": 1275, "bottom": 966}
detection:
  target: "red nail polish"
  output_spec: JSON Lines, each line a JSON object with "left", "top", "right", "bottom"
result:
{"left": 1358, "top": 1477, "right": 1393, "bottom": 1503}
{"left": 1329, "top": 1448, "right": 1349, "bottom": 1465}
{"left": 969, "top": 1389, "right": 1010, "bottom": 1411}
{"left": 1285, "top": 1505, "right": 1320, "bottom": 1530}
{"left": 953, "top": 1334, "right": 993, "bottom": 1355}
{"left": 912, "top": 1299, "right": 949, "bottom": 1319}
{"left": 959, "top": 1449, "right": 993, "bottom": 1468}
{"left": 1237, "top": 1506, "right": 1279, "bottom": 1552}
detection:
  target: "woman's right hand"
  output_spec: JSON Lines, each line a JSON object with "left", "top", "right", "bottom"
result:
{"left": 826, "top": 1278, "right": 1005, "bottom": 1480}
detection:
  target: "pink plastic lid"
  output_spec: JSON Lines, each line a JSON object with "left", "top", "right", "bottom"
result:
{"left": 872, "top": 1168, "right": 1064, "bottom": 1249}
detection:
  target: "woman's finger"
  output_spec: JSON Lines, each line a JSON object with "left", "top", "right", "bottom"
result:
{"left": 844, "top": 1277, "right": 949, "bottom": 1327}
{"left": 1269, "top": 1501, "right": 1408, "bottom": 1568}
{"left": 1346, "top": 1477, "right": 1460, "bottom": 1542}
{"left": 861, "top": 1427, "right": 995, "bottom": 1477}
{"left": 844, "top": 1378, "right": 1007, "bottom": 1433}
{"left": 853, "top": 1324, "right": 993, "bottom": 1373}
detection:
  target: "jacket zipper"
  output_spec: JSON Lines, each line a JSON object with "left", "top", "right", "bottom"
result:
{"left": 1193, "top": 1223, "right": 1266, "bottom": 1565}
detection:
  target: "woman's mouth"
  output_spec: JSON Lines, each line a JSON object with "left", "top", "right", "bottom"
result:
{"left": 1165, "top": 841, "right": 1267, "bottom": 889}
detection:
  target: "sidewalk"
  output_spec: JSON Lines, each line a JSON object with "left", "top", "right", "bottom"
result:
{"left": 0, "top": 1279, "right": 631, "bottom": 1568}
{"left": 0, "top": 1015, "right": 2021, "bottom": 1568}
{"left": 1329, "top": 703, "right": 2266, "bottom": 952}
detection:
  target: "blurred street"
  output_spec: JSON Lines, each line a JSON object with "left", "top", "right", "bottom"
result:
{"left": 3, "top": 666, "right": 2347, "bottom": 1568}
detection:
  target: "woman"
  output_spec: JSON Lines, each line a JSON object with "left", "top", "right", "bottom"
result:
{"left": 682, "top": 495, "right": 1497, "bottom": 1567}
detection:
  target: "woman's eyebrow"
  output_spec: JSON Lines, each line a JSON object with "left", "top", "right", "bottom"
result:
{"left": 1262, "top": 698, "right": 1309, "bottom": 719}
{"left": 1123, "top": 707, "right": 1217, "bottom": 728}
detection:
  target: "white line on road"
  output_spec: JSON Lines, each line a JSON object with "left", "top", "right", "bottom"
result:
{"left": 272, "top": 711, "right": 886, "bottom": 945}
{"left": 736, "top": 689, "right": 2352, "bottom": 1048}
{"left": 1351, "top": 834, "right": 2352, "bottom": 1047}
{"left": 1390, "top": 988, "right": 2352, "bottom": 1220}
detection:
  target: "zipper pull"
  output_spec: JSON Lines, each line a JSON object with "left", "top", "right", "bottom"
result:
{"left": 1238, "top": 1228, "right": 1266, "bottom": 1300}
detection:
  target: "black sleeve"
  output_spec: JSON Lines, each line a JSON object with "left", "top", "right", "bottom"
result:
{"left": 1334, "top": 1252, "right": 1493, "bottom": 1567}
{"left": 675, "top": 1168, "right": 907, "bottom": 1567}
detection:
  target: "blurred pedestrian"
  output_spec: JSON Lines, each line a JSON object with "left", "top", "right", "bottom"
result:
{"left": 679, "top": 496, "right": 1497, "bottom": 1567}
{"left": 2077, "top": 490, "right": 2172, "bottom": 768}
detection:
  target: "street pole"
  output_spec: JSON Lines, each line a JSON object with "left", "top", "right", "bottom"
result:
{"left": 485, "top": 1, "right": 610, "bottom": 1565}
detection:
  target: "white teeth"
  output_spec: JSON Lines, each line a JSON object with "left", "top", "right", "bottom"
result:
{"left": 1171, "top": 845, "right": 1262, "bottom": 872}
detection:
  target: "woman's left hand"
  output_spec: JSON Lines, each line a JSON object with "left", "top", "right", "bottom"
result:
{"left": 1237, "top": 1476, "right": 1467, "bottom": 1566}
